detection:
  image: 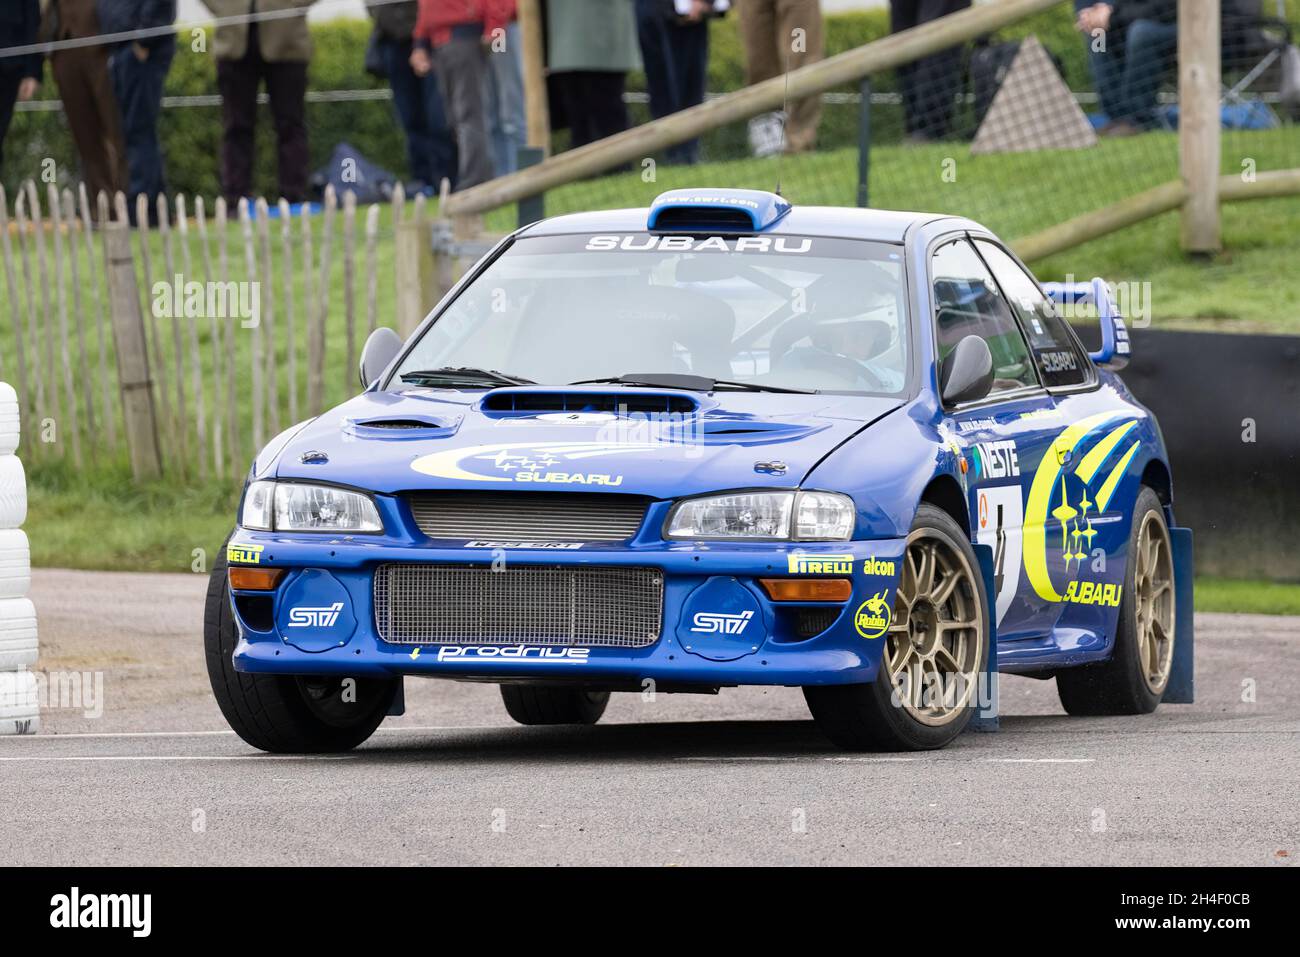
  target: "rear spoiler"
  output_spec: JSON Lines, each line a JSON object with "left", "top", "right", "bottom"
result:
{"left": 1041, "top": 277, "right": 1131, "bottom": 370}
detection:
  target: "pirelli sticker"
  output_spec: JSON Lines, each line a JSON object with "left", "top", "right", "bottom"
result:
{"left": 787, "top": 553, "right": 854, "bottom": 575}
{"left": 227, "top": 543, "right": 264, "bottom": 565}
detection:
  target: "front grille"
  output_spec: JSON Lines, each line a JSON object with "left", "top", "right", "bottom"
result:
{"left": 373, "top": 563, "right": 663, "bottom": 647}
{"left": 406, "top": 492, "right": 651, "bottom": 542}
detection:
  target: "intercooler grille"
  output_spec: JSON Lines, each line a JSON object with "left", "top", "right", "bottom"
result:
{"left": 373, "top": 563, "right": 664, "bottom": 647}
{"left": 406, "top": 492, "right": 651, "bottom": 542}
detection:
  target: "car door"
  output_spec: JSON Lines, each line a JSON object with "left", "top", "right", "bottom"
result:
{"left": 929, "top": 237, "right": 1063, "bottom": 641}
{"left": 973, "top": 239, "right": 1109, "bottom": 639}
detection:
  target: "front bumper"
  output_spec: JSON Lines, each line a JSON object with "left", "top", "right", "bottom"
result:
{"left": 227, "top": 533, "right": 906, "bottom": 688}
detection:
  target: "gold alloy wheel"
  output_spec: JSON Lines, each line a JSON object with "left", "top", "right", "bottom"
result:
{"left": 884, "top": 530, "right": 986, "bottom": 726}
{"left": 1133, "top": 510, "right": 1176, "bottom": 694}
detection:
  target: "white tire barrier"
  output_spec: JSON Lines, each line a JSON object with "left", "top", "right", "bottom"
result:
{"left": 0, "top": 668, "right": 39, "bottom": 735}
{"left": 0, "top": 597, "right": 37, "bottom": 670}
{"left": 0, "top": 383, "right": 18, "bottom": 456}
{"left": 0, "top": 454, "right": 27, "bottom": 529}
{"left": 0, "top": 529, "right": 31, "bottom": 600}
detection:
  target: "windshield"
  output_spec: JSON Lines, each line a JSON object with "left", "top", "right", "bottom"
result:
{"left": 393, "top": 233, "right": 910, "bottom": 395}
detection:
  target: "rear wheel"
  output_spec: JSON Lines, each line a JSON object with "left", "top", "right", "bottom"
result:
{"left": 500, "top": 685, "right": 610, "bottom": 725}
{"left": 205, "top": 538, "right": 397, "bottom": 753}
{"left": 805, "top": 504, "right": 988, "bottom": 751}
{"left": 1057, "top": 487, "right": 1175, "bottom": 715}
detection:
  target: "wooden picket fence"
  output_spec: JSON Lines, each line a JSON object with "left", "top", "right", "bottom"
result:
{"left": 0, "top": 181, "right": 487, "bottom": 482}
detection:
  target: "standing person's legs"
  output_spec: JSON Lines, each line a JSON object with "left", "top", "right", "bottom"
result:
{"left": 775, "top": 0, "right": 823, "bottom": 151}
{"left": 1117, "top": 18, "right": 1177, "bottom": 129}
{"left": 53, "top": 48, "right": 128, "bottom": 202}
{"left": 483, "top": 21, "right": 526, "bottom": 176}
{"left": 584, "top": 71, "right": 629, "bottom": 145}
{"left": 637, "top": 5, "right": 678, "bottom": 121}
{"left": 0, "top": 72, "right": 20, "bottom": 175}
{"left": 739, "top": 0, "right": 780, "bottom": 85}
{"left": 265, "top": 59, "right": 310, "bottom": 202}
{"left": 383, "top": 37, "right": 437, "bottom": 185}
{"left": 891, "top": 0, "right": 922, "bottom": 135}
{"left": 908, "top": 0, "right": 969, "bottom": 140}
{"left": 216, "top": 50, "right": 260, "bottom": 205}
{"left": 421, "top": 72, "right": 460, "bottom": 190}
{"left": 670, "top": 20, "right": 710, "bottom": 164}
{"left": 111, "top": 39, "right": 174, "bottom": 206}
{"left": 432, "top": 38, "right": 496, "bottom": 190}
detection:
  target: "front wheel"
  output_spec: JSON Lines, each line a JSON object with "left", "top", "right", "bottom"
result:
{"left": 805, "top": 504, "right": 989, "bottom": 751}
{"left": 204, "top": 538, "right": 397, "bottom": 753}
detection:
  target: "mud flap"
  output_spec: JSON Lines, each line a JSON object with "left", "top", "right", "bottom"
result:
{"left": 386, "top": 677, "right": 406, "bottom": 716}
{"left": 967, "top": 542, "right": 1000, "bottom": 732}
{"left": 1162, "top": 526, "right": 1195, "bottom": 704}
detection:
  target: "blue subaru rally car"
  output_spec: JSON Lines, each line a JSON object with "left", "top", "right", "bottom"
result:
{"left": 206, "top": 188, "right": 1191, "bottom": 753}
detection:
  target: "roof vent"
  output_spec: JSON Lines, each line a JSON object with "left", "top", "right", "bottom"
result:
{"left": 647, "top": 188, "right": 791, "bottom": 234}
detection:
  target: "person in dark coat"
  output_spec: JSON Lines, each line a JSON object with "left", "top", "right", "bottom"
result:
{"left": 890, "top": 0, "right": 970, "bottom": 143}
{"left": 0, "top": 0, "right": 43, "bottom": 176}
{"left": 366, "top": 0, "right": 457, "bottom": 192}
{"left": 98, "top": 1, "right": 176, "bottom": 211}
{"left": 635, "top": 0, "right": 721, "bottom": 165}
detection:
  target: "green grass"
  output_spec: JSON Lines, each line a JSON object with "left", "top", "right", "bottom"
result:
{"left": 1193, "top": 579, "right": 1300, "bottom": 617}
{"left": 12, "top": 128, "right": 1300, "bottom": 575}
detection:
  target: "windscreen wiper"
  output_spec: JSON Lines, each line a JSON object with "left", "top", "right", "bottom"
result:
{"left": 571, "top": 373, "right": 814, "bottom": 394}
{"left": 399, "top": 367, "right": 536, "bottom": 387}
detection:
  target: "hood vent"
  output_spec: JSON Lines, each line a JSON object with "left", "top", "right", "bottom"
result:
{"left": 482, "top": 390, "right": 698, "bottom": 416}
{"left": 344, "top": 414, "right": 461, "bottom": 439}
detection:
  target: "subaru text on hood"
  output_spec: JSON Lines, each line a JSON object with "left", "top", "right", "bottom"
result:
{"left": 207, "top": 188, "right": 1193, "bottom": 752}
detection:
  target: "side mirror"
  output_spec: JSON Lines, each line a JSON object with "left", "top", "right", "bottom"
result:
{"left": 359, "top": 327, "right": 403, "bottom": 388}
{"left": 940, "top": 335, "right": 994, "bottom": 405}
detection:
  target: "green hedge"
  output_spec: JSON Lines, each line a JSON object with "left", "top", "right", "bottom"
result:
{"left": 0, "top": 8, "right": 1167, "bottom": 198}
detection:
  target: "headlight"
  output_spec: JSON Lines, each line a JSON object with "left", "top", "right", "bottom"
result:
{"left": 666, "top": 490, "right": 854, "bottom": 541}
{"left": 239, "top": 480, "right": 382, "bottom": 533}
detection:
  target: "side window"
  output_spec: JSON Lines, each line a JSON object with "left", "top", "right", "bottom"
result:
{"left": 931, "top": 238, "right": 1037, "bottom": 396}
{"left": 975, "top": 240, "right": 1092, "bottom": 388}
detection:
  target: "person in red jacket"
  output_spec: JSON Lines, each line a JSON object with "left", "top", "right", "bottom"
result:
{"left": 410, "top": 0, "right": 515, "bottom": 190}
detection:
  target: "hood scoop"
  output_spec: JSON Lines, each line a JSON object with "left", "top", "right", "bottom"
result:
{"left": 344, "top": 414, "right": 461, "bottom": 440}
{"left": 481, "top": 389, "right": 700, "bottom": 416}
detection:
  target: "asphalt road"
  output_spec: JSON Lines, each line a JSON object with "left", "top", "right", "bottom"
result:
{"left": 0, "top": 569, "right": 1295, "bottom": 866}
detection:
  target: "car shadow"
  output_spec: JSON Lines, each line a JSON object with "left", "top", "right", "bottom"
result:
{"left": 350, "top": 713, "right": 1086, "bottom": 764}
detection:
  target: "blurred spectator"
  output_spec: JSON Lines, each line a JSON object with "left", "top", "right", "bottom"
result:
{"left": 739, "top": 0, "right": 822, "bottom": 153}
{"left": 635, "top": 0, "right": 722, "bottom": 165}
{"left": 366, "top": 0, "right": 457, "bottom": 191}
{"left": 483, "top": 14, "right": 525, "bottom": 176}
{"left": 410, "top": 0, "right": 514, "bottom": 190}
{"left": 0, "top": 0, "right": 42, "bottom": 176}
{"left": 42, "top": 0, "right": 128, "bottom": 202}
{"left": 1075, "top": 1, "right": 1178, "bottom": 135}
{"left": 100, "top": 1, "right": 177, "bottom": 213}
{"left": 547, "top": 0, "right": 641, "bottom": 149}
{"left": 891, "top": 0, "right": 970, "bottom": 143}
{"left": 202, "top": 0, "right": 316, "bottom": 205}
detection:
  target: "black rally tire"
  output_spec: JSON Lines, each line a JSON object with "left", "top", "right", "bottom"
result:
{"left": 1057, "top": 486, "right": 1172, "bottom": 716}
{"left": 204, "top": 536, "right": 397, "bottom": 753}
{"left": 804, "top": 503, "right": 990, "bottom": 752}
{"left": 499, "top": 685, "right": 610, "bottom": 725}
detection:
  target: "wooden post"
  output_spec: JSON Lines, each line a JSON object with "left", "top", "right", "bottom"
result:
{"left": 311, "top": 186, "right": 336, "bottom": 415}
{"left": 48, "top": 185, "right": 82, "bottom": 467}
{"left": 135, "top": 192, "right": 170, "bottom": 468}
{"left": 61, "top": 189, "right": 95, "bottom": 458}
{"left": 106, "top": 193, "right": 162, "bottom": 479}
{"left": 1179, "top": 0, "right": 1221, "bottom": 254}
{"left": 393, "top": 185, "right": 422, "bottom": 337}
{"left": 255, "top": 198, "right": 278, "bottom": 437}
{"left": 195, "top": 196, "right": 225, "bottom": 479}
{"left": 517, "top": 0, "right": 550, "bottom": 156}
{"left": 84, "top": 187, "right": 117, "bottom": 451}
{"left": 342, "top": 190, "right": 357, "bottom": 391}
{"left": 279, "top": 198, "right": 297, "bottom": 423}
{"left": 177, "top": 195, "right": 208, "bottom": 480}
{"left": 26, "top": 181, "right": 58, "bottom": 455}
{"left": 364, "top": 204, "right": 380, "bottom": 339}
{"left": 13, "top": 190, "right": 46, "bottom": 443}
{"left": 239, "top": 199, "right": 263, "bottom": 454}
